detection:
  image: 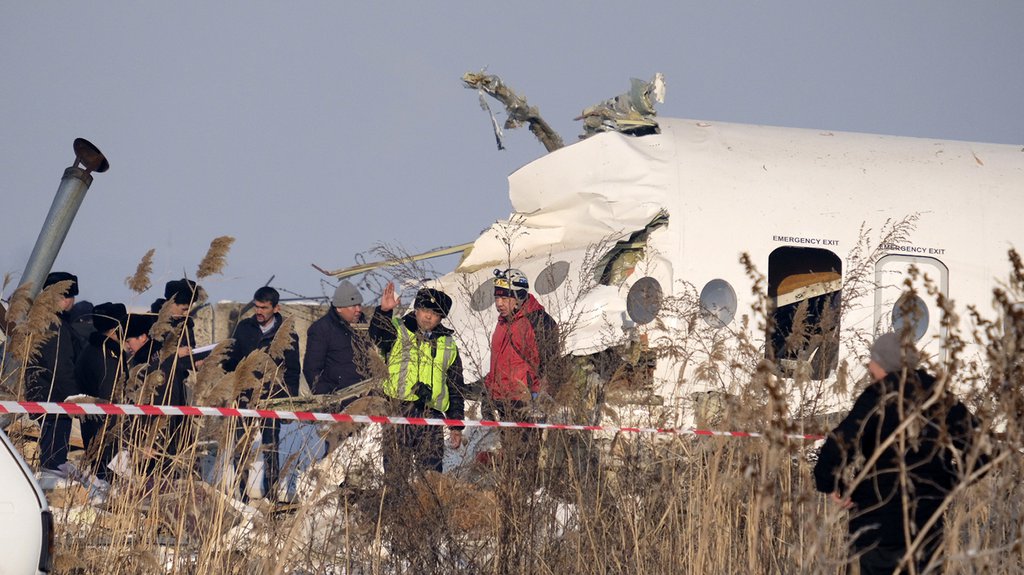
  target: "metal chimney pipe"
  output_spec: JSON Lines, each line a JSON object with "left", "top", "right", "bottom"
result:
{"left": 18, "top": 138, "right": 109, "bottom": 299}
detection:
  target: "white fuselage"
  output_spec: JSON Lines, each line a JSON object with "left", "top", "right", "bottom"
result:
{"left": 433, "top": 118, "right": 1024, "bottom": 417}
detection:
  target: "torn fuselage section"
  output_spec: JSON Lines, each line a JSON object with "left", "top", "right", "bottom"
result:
{"left": 576, "top": 74, "right": 666, "bottom": 139}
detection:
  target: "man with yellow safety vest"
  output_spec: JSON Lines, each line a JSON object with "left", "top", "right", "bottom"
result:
{"left": 369, "top": 282, "right": 465, "bottom": 473}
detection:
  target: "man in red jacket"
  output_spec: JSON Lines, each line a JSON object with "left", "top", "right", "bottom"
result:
{"left": 485, "top": 269, "right": 561, "bottom": 567}
{"left": 484, "top": 268, "right": 560, "bottom": 420}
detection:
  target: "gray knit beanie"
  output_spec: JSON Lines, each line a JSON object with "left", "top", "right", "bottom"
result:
{"left": 332, "top": 281, "right": 363, "bottom": 307}
{"left": 870, "top": 332, "right": 920, "bottom": 373}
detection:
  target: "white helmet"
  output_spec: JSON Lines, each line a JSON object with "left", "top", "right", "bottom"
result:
{"left": 493, "top": 268, "right": 529, "bottom": 299}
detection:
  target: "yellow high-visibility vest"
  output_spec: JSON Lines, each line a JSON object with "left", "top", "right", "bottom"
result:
{"left": 382, "top": 317, "right": 457, "bottom": 412}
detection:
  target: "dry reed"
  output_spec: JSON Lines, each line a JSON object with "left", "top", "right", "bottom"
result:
{"left": 197, "top": 236, "right": 235, "bottom": 280}
{"left": 6, "top": 235, "right": 1024, "bottom": 574}
{"left": 125, "top": 248, "right": 155, "bottom": 294}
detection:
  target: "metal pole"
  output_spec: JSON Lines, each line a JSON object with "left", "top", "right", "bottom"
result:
{"left": 18, "top": 138, "right": 108, "bottom": 299}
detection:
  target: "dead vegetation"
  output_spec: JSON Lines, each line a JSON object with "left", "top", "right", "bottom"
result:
{"left": 0, "top": 233, "right": 1022, "bottom": 574}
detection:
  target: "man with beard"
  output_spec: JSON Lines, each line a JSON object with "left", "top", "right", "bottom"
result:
{"left": 225, "top": 286, "right": 300, "bottom": 499}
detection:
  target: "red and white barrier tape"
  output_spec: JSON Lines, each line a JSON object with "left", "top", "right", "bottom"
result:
{"left": 0, "top": 400, "right": 824, "bottom": 441}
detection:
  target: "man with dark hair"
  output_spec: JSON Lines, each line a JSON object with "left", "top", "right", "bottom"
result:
{"left": 814, "top": 332, "right": 990, "bottom": 574}
{"left": 74, "top": 302, "right": 129, "bottom": 481}
{"left": 370, "top": 282, "right": 465, "bottom": 473}
{"left": 224, "top": 286, "right": 301, "bottom": 499}
{"left": 25, "top": 272, "right": 83, "bottom": 474}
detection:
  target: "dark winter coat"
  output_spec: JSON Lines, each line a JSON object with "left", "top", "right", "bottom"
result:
{"left": 148, "top": 299, "right": 197, "bottom": 350}
{"left": 225, "top": 313, "right": 301, "bottom": 399}
{"left": 485, "top": 294, "right": 560, "bottom": 401}
{"left": 304, "top": 309, "right": 370, "bottom": 395}
{"left": 129, "top": 329, "right": 192, "bottom": 406}
{"left": 25, "top": 311, "right": 82, "bottom": 402}
{"left": 75, "top": 332, "right": 127, "bottom": 402}
{"left": 813, "top": 368, "right": 989, "bottom": 548}
{"left": 369, "top": 307, "right": 466, "bottom": 424}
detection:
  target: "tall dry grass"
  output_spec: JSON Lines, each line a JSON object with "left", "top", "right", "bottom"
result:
{"left": 0, "top": 232, "right": 1021, "bottom": 574}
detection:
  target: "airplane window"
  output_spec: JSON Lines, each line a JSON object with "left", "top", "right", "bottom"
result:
{"left": 626, "top": 277, "right": 663, "bottom": 325}
{"left": 767, "top": 246, "right": 842, "bottom": 380}
{"left": 470, "top": 278, "right": 495, "bottom": 312}
{"left": 892, "top": 293, "right": 929, "bottom": 341}
{"left": 700, "top": 279, "right": 737, "bottom": 328}
{"left": 535, "top": 261, "right": 570, "bottom": 295}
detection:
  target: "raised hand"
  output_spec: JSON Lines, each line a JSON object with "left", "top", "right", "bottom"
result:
{"left": 381, "top": 281, "right": 400, "bottom": 312}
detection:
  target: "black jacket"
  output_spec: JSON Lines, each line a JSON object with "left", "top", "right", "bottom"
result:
{"left": 304, "top": 309, "right": 370, "bottom": 395}
{"left": 75, "top": 332, "right": 127, "bottom": 402}
{"left": 226, "top": 313, "right": 301, "bottom": 399}
{"left": 25, "top": 312, "right": 82, "bottom": 402}
{"left": 129, "top": 328, "right": 192, "bottom": 406}
{"left": 369, "top": 307, "right": 466, "bottom": 425}
{"left": 813, "top": 368, "right": 988, "bottom": 548}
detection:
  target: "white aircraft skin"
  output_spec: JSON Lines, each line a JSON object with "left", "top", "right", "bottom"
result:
{"left": 429, "top": 117, "right": 1024, "bottom": 424}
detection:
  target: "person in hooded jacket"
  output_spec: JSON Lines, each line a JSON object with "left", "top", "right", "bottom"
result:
{"left": 813, "top": 332, "right": 991, "bottom": 574}
{"left": 25, "top": 272, "right": 83, "bottom": 473}
{"left": 370, "top": 283, "right": 465, "bottom": 473}
{"left": 485, "top": 268, "right": 560, "bottom": 417}
{"left": 74, "top": 302, "right": 129, "bottom": 481}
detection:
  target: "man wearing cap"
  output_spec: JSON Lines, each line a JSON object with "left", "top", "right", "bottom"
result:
{"left": 148, "top": 278, "right": 201, "bottom": 359}
{"left": 25, "top": 272, "right": 84, "bottom": 473}
{"left": 68, "top": 300, "right": 96, "bottom": 349}
{"left": 304, "top": 280, "right": 371, "bottom": 397}
{"left": 814, "top": 332, "right": 990, "bottom": 574}
{"left": 74, "top": 302, "right": 129, "bottom": 481}
{"left": 132, "top": 279, "right": 203, "bottom": 481}
{"left": 370, "top": 282, "right": 465, "bottom": 473}
{"left": 485, "top": 268, "right": 560, "bottom": 415}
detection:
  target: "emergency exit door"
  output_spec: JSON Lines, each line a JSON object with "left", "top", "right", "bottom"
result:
{"left": 873, "top": 254, "right": 949, "bottom": 362}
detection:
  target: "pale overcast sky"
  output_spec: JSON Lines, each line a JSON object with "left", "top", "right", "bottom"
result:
{"left": 2, "top": 2, "right": 1022, "bottom": 307}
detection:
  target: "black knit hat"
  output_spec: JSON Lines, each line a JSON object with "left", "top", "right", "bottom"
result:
{"left": 414, "top": 288, "right": 452, "bottom": 318}
{"left": 164, "top": 278, "right": 199, "bottom": 305}
{"left": 92, "top": 302, "right": 127, "bottom": 334}
{"left": 44, "top": 271, "right": 79, "bottom": 298}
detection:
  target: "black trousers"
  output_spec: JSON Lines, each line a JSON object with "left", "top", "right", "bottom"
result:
{"left": 79, "top": 416, "right": 117, "bottom": 481}
{"left": 234, "top": 418, "right": 282, "bottom": 499}
{"left": 382, "top": 402, "right": 444, "bottom": 475}
{"left": 484, "top": 397, "right": 540, "bottom": 475}
{"left": 855, "top": 530, "right": 943, "bottom": 574}
{"left": 38, "top": 415, "right": 72, "bottom": 471}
